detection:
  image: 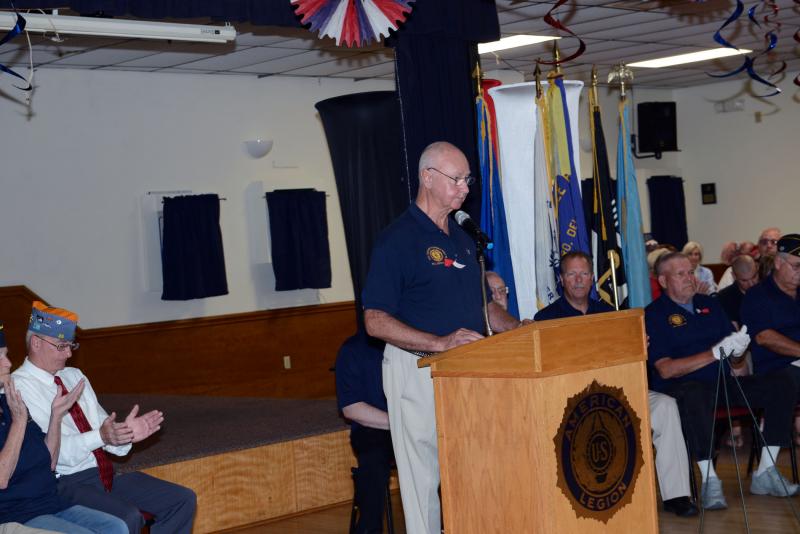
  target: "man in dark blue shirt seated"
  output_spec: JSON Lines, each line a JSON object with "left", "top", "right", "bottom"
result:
{"left": 534, "top": 252, "right": 697, "bottom": 517}
{"left": 718, "top": 254, "right": 759, "bottom": 328}
{"left": 741, "top": 234, "right": 800, "bottom": 378}
{"left": 646, "top": 251, "right": 798, "bottom": 510}
{"left": 533, "top": 251, "right": 614, "bottom": 321}
{"left": 335, "top": 331, "right": 393, "bottom": 534}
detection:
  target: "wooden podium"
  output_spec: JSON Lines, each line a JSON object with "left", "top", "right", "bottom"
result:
{"left": 419, "top": 309, "right": 657, "bottom": 533}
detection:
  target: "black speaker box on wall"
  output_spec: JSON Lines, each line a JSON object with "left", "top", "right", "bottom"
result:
{"left": 637, "top": 101, "right": 678, "bottom": 154}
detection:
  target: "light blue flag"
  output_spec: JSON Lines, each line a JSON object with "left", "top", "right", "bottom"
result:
{"left": 477, "top": 94, "right": 519, "bottom": 319}
{"left": 616, "top": 101, "right": 651, "bottom": 308}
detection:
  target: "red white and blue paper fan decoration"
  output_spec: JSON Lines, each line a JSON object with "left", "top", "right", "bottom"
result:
{"left": 291, "top": 0, "right": 415, "bottom": 48}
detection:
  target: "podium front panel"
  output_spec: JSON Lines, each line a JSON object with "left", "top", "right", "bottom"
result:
{"left": 428, "top": 311, "right": 657, "bottom": 533}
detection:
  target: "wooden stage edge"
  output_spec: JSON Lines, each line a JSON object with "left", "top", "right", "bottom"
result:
{"left": 143, "top": 430, "right": 357, "bottom": 534}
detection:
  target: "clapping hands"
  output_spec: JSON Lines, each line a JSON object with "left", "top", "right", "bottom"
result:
{"left": 5, "top": 379, "right": 28, "bottom": 425}
{"left": 100, "top": 404, "right": 164, "bottom": 446}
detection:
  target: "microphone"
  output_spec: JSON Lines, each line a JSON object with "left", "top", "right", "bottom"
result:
{"left": 454, "top": 210, "right": 493, "bottom": 250}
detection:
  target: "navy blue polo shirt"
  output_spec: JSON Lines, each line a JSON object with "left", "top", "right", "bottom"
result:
{"left": 335, "top": 333, "right": 387, "bottom": 430}
{"left": 717, "top": 284, "right": 745, "bottom": 325}
{"left": 0, "top": 393, "right": 65, "bottom": 523}
{"left": 533, "top": 297, "right": 614, "bottom": 321}
{"left": 362, "top": 204, "right": 484, "bottom": 336}
{"left": 645, "top": 293, "right": 734, "bottom": 392}
{"left": 741, "top": 275, "right": 800, "bottom": 374}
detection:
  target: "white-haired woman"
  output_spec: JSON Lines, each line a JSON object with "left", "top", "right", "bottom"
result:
{"left": 682, "top": 241, "right": 718, "bottom": 295}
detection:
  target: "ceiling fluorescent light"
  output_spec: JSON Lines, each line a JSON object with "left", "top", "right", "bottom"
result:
{"left": 629, "top": 48, "right": 751, "bottom": 68}
{"left": 478, "top": 35, "right": 560, "bottom": 55}
{"left": 0, "top": 12, "right": 236, "bottom": 43}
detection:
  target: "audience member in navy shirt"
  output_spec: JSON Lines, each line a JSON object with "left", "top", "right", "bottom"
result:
{"left": 362, "top": 142, "right": 523, "bottom": 534}
{"left": 0, "top": 324, "right": 126, "bottom": 534}
{"left": 335, "top": 331, "right": 392, "bottom": 534}
{"left": 741, "top": 234, "right": 800, "bottom": 377}
{"left": 533, "top": 252, "right": 615, "bottom": 321}
{"left": 718, "top": 255, "right": 759, "bottom": 328}
{"left": 645, "top": 252, "right": 797, "bottom": 510}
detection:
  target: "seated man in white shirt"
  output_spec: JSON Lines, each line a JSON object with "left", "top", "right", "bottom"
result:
{"left": 13, "top": 302, "right": 196, "bottom": 534}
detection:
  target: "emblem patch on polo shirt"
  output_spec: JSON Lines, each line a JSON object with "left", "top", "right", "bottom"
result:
{"left": 426, "top": 246, "right": 466, "bottom": 269}
{"left": 668, "top": 314, "right": 686, "bottom": 327}
{"left": 554, "top": 381, "right": 642, "bottom": 523}
{"left": 427, "top": 246, "right": 445, "bottom": 264}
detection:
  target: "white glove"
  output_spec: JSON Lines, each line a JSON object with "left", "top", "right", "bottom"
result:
{"left": 729, "top": 325, "right": 750, "bottom": 357}
{"left": 712, "top": 335, "right": 737, "bottom": 360}
{"left": 712, "top": 326, "right": 750, "bottom": 360}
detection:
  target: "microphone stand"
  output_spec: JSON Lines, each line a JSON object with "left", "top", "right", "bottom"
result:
{"left": 477, "top": 243, "right": 494, "bottom": 337}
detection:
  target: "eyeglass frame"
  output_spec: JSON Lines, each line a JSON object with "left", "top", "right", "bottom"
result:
{"left": 426, "top": 167, "right": 476, "bottom": 187}
{"left": 490, "top": 285, "right": 509, "bottom": 295}
{"left": 35, "top": 335, "right": 79, "bottom": 352}
{"left": 759, "top": 238, "right": 779, "bottom": 246}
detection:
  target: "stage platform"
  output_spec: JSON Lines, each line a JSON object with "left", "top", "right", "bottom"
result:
{"left": 102, "top": 394, "right": 356, "bottom": 534}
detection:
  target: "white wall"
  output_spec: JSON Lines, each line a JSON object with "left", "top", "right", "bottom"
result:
{"left": 0, "top": 69, "right": 393, "bottom": 328}
{"left": 674, "top": 74, "right": 800, "bottom": 261}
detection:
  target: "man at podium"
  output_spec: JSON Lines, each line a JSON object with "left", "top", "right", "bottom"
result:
{"left": 534, "top": 251, "right": 697, "bottom": 517}
{"left": 362, "top": 141, "right": 520, "bottom": 534}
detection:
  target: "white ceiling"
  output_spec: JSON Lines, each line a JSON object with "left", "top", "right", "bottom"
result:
{"left": 0, "top": 0, "right": 798, "bottom": 88}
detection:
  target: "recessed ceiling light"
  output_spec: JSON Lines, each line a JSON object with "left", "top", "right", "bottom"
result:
{"left": 478, "top": 35, "right": 560, "bottom": 55}
{"left": 629, "top": 48, "right": 752, "bottom": 68}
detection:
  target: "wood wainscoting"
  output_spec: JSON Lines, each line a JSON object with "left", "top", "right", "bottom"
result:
{"left": 0, "top": 285, "right": 357, "bottom": 398}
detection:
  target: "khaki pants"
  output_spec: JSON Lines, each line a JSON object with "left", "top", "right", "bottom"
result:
{"left": 650, "top": 390, "right": 692, "bottom": 501}
{"left": 383, "top": 343, "right": 440, "bottom": 534}
{"left": 0, "top": 524, "right": 58, "bottom": 534}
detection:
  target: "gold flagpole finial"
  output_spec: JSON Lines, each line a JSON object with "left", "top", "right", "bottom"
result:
{"left": 591, "top": 65, "right": 599, "bottom": 108}
{"left": 552, "top": 42, "right": 562, "bottom": 75}
{"left": 608, "top": 62, "right": 633, "bottom": 101}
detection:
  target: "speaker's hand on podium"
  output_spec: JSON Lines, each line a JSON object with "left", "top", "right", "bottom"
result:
{"left": 437, "top": 328, "right": 484, "bottom": 351}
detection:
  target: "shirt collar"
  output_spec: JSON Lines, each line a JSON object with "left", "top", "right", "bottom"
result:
{"left": 409, "top": 203, "right": 456, "bottom": 235}
{"left": 19, "top": 357, "right": 60, "bottom": 383}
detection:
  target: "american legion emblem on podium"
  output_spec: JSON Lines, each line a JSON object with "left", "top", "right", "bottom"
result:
{"left": 554, "top": 380, "right": 643, "bottom": 522}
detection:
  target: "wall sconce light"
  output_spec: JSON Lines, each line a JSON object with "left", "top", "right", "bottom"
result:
{"left": 244, "top": 138, "right": 273, "bottom": 159}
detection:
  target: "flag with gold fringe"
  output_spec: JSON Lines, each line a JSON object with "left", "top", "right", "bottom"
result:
{"left": 546, "top": 75, "right": 592, "bottom": 294}
{"left": 588, "top": 89, "right": 627, "bottom": 308}
{"left": 533, "top": 84, "right": 559, "bottom": 309}
{"left": 477, "top": 79, "right": 518, "bottom": 318}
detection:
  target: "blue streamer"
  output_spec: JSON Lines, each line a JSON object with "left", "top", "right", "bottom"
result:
{"left": 713, "top": 0, "right": 745, "bottom": 50}
{"left": 0, "top": 9, "right": 31, "bottom": 91}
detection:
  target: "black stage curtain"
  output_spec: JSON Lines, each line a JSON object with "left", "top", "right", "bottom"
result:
{"left": 161, "top": 194, "right": 228, "bottom": 300}
{"left": 266, "top": 189, "right": 332, "bottom": 291}
{"left": 316, "top": 92, "right": 407, "bottom": 326}
{"left": 13, "top": 1, "right": 303, "bottom": 26}
{"left": 647, "top": 175, "right": 689, "bottom": 250}
{"left": 389, "top": 0, "right": 500, "bottom": 219}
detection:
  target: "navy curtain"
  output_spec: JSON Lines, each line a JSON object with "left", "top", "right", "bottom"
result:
{"left": 266, "top": 189, "right": 332, "bottom": 291}
{"left": 161, "top": 194, "right": 228, "bottom": 300}
{"left": 316, "top": 92, "right": 407, "bottom": 327}
{"left": 647, "top": 175, "right": 689, "bottom": 250}
{"left": 388, "top": 0, "right": 500, "bottom": 219}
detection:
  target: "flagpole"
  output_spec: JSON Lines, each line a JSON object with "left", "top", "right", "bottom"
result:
{"left": 609, "top": 251, "right": 620, "bottom": 310}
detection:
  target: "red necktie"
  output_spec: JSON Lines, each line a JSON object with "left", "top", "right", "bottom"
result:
{"left": 54, "top": 375, "right": 114, "bottom": 492}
